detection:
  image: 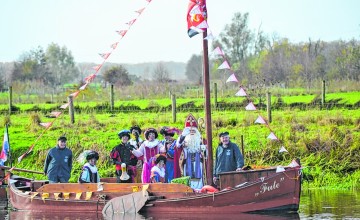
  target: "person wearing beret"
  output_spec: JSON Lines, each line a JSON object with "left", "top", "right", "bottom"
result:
{"left": 44, "top": 136, "right": 73, "bottom": 183}
{"left": 213, "top": 131, "right": 244, "bottom": 185}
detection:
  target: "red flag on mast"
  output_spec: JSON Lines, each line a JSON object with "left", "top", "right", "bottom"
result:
{"left": 187, "top": 0, "right": 208, "bottom": 38}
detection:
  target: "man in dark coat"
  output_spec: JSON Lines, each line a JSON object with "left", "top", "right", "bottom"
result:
{"left": 44, "top": 136, "right": 73, "bottom": 183}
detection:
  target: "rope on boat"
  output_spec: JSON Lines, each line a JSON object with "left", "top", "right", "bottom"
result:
{"left": 283, "top": 169, "right": 302, "bottom": 181}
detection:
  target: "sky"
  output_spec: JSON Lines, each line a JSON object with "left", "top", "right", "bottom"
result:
{"left": 1, "top": 0, "right": 359, "bottom": 64}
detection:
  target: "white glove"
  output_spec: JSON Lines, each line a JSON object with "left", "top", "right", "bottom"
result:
{"left": 200, "top": 144, "right": 206, "bottom": 151}
{"left": 181, "top": 127, "right": 191, "bottom": 136}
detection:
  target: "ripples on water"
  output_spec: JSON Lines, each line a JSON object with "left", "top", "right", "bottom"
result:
{"left": 3, "top": 190, "right": 360, "bottom": 220}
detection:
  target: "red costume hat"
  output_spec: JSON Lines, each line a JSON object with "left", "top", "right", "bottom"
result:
{"left": 184, "top": 113, "right": 198, "bottom": 129}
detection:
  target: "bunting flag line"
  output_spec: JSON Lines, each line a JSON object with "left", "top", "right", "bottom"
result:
{"left": 267, "top": 132, "right": 278, "bottom": 140}
{"left": 276, "top": 166, "right": 285, "bottom": 173}
{"left": 110, "top": 42, "right": 119, "bottom": 49}
{"left": 79, "top": 83, "right": 88, "bottom": 91}
{"left": 126, "top": 19, "right": 137, "bottom": 26}
{"left": 235, "top": 87, "right": 247, "bottom": 97}
{"left": 135, "top": 7, "right": 145, "bottom": 14}
{"left": 226, "top": 73, "right": 238, "bottom": 83}
{"left": 116, "top": 30, "right": 127, "bottom": 37}
{"left": 0, "top": 126, "right": 10, "bottom": 166}
{"left": 217, "top": 60, "right": 230, "bottom": 69}
{"left": 39, "top": 122, "right": 53, "bottom": 128}
{"left": 288, "top": 159, "right": 300, "bottom": 167}
{"left": 49, "top": 111, "right": 62, "bottom": 118}
{"left": 60, "top": 103, "right": 70, "bottom": 109}
{"left": 254, "top": 115, "right": 266, "bottom": 124}
{"left": 92, "top": 64, "right": 102, "bottom": 72}
{"left": 70, "top": 91, "right": 80, "bottom": 98}
{"left": 212, "top": 46, "right": 224, "bottom": 56}
{"left": 245, "top": 102, "right": 257, "bottom": 111}
{"left": 187, "top": 0, "right": 208, "bottom": 38}
{"left": 279, "top": 146, "right": 288, "bottom": 153}
{"left": 99, "top": 53, "right": 111, "bottom": 60}
{"left": 204, "top": 32, "right": 214, "bottom": 40}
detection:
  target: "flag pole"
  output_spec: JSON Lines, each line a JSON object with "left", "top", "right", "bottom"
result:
{"left": 6, "top": 124, "right": 11, "bottom": 167}
{"left": 202, "top": 30, "right": 213, "bottom": 185}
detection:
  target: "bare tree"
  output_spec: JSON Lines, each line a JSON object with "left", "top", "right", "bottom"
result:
{"left": 152, "top": 62, "right": 170, "bottom": 82}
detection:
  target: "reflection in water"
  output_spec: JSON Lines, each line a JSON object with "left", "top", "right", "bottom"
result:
{"left": 6, "top": 190, "right": 360, "bottom": 220}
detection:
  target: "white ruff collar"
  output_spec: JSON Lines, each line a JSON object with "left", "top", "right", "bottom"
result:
{"left": 144, "top": 140, "right": 160, "bottom": 148}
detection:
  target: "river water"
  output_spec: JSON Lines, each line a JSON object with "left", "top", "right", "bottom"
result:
{"left": 2, "top": 189, "right": 360, "bottom": 219}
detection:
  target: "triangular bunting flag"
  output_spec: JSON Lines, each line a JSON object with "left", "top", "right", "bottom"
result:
{"left": 70, "top": 91, "right": 80, "bottom": 98}
{"left": 212, "top": 47, "right": 224, "bottom": 56}
{"left": 85, "top": 74, "right": 96, "bottom": 83}
{"left": 79, "top": 83, "right": 88, "bottom": 90}
{"left": 50, "top": 111, "right": 62, "bottom": 118}
{"left": 288, "top": 159, "right": 300, "bottom": 168}
{"left": 145, "top": 0, "right": 152, "bottom": 2}
{"left": 235, "top": 87, "right": 247, "bottom": 97}
{"left": 99, "top": 53, "right": 110, "bottom": 60}
{"left": 218, "top": 61, "right": 230, "bottom": 69}
{"left": 276, "top": 166, "right": 285, "bottom": 173}
{"left": 17, "top": 153, "right": 26, "bottom": 162}
{"left": 126, "top": 19, "right": 136, "bottom": 26}
{"left": 135, "top": 7, "right": 145, "bottom": 14}
{"left": 279, "top": 146, "right": 288, "bottom": 153}
{"left": 40, "top": 122, "right": 52, "bottom": 128}
{"left": 196, "top": 20, "right": 208, "bottom": 29}
{"left": 110, "top": 42, "right": 119, "bottom": 49}
{"left": 92, "top": 64, "right": 102, "bottom": 72}
{"left": 254, "top": 115, "right": 266, "bottom": 124}
{"left": 245, "top": 102, "right": 256, "bottom": 111}
{"left": 60, "top": 103, "right": 70, "bottom": 109}
{"left": 116, "top": 30, "right": 127, "bottom": 37}
{"left": 204, "top": 32, "right": 214, "bottom": 40}
{"left": 226, "top": 73, "right": 238, "bottom": 83}
{"left": 267, "top": 132, "right": 278, "bottom": 140}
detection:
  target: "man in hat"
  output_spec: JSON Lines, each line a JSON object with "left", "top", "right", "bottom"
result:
{"left": 131, "top": 128, "right": 165, "bottom": 183}
{"left": 110, "top": 129, "right": 138, "bottom": 183}
{"left": 129, "top": 125, "right": 143, "bottom": 183}
{"left": 160, "top": 126, "right": 182, "bottom": 183}
{"left": 176, "top": 114, "right": 207, "bottom": 189}
{"left": 213, "top": 131, "right": 244, "bottom": 185}
{"left": 44, "top": 136, "right": 73, "bottom": 183}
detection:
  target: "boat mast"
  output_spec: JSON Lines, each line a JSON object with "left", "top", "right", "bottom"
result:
{"left": 202, "top": 30, "right": 213, "bottom": 185}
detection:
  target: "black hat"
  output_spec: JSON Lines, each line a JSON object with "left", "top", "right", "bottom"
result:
{"left": 155, "top": 155, "right": 167, "bottom": 164}
{"left": 86, "top": 151, "right": 99, "bottom": 161}
{"left": 118, "top": 129, "right": 131, "bottom": 139}
{"left": 160, "top": 126, "right": 175, "bottom": 137}
{"left": 219, "top": 131, "right": 229, "bottom": 138}
{"left": 130, "top": 125, "right": 142, "bottom": 134}
{"left": 144, "top": 128, "right": 158, "bottom": 140}
{"left": 58, "top": 136, "right": 67, "bottom": 141}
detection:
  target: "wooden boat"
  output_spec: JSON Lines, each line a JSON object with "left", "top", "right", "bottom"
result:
{"left": 8, "top": 164, "right": 301, "bottom": 214}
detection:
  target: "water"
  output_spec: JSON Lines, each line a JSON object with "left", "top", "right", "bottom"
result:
{"left": 3, "top": 189, "right": 360, "bottom": 219}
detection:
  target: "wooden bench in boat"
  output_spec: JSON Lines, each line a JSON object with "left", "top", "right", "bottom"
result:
{"left": 36, "top": 183, "right": 193, "bottom": 194}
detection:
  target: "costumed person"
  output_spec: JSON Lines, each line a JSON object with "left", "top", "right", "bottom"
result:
{"left": 176, "top": 114, "right": 207, "bottom": 190}
{"left": 110, "top": 129, "right": 138, "bottom": 183}
{"left": 131, "top": 128, "right": 165, "bottom": 183}
{"left": 160, "top": 126, "right": 182, "bottom": 183}
{"left": 150, "top": 154, "right": 167, "bottom": 183}
{"left": 213, "top": 131, "right": 244, "bottom": 185}
{"left": 44, "top": 136, "right": 73, "bottom": 183}
{"left": 78, "top": 150, "right": 100, "bottom": 183}
{"left": 129, "top": 125, "right": 143, "bottom": 183}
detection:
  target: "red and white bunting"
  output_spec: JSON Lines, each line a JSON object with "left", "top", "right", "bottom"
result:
{"left": 279, "top": 146, "right": 288, "bottom": 153}
{"left": 116, "top": 30, "right": 128, "bottom": 37}
{"left": 235, "top": 87, "right": 247, "bottom": 97}
{"left": 110, "top": 42, "right": 119, "bottom": 49}
{"left": 204, "top": 32, "right": 214, "bottom": 40}
{"left": 145, "top": 0, "right": 152, "bottom": 2}
{"left": 60, "top": 103, "right": 70, "bottom": 109}
{"left": 288, "top": 159, "right": 300, "bottom": 167}
{"left": 85, "top": 74, "right": 96, "bottom": 83}
{"left": 226, "top": 73, "right": 238, "bottom": 83}
{"left": 92, "top": 64, "right": 102, "bottom": 72}
{"left": 254, "top": 115, "right": 266, "bottom": 124}
{"left": 267, "top": 132, "right": 278, "bottom": 140}
{"left": 79, "top": 83, "right": 88, "bottom": 90}
{"left": 126, "top": 19, "right": 136, "bottom": 26}
{"left": 40, "top": 122, "right": 52, "bottom": 128}
{"left": 17, "top": 153, "right": 26, "bottom": 162}
{"left": 245, "top": 102, "right": 257, "bottom": 111}
{"left": 70, "top": 91, "right": 80, "bottom": 98}
{"left": 218, "top": 60, "right": 230, "bottom": 69}
{"left": 212, "top": 46, "right": 224, "bottom": 56}
{"left": 135, "top": 7, "right": 145, "bottom": 14}
{"left": 99, "top": 53, "right": 111, "bottom": 60}
{"left": 50, "top": 111, "right": 62, "bottom": 118}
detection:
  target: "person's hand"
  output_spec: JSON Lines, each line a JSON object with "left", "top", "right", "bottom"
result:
{"left": 200, "top": 145, "right": 206, "bottom": 151}
{"left": 181, "top": 127, "right": 191, "bottom": 136}
{"left": 236, "top": 167, "right": 242, "bottom": 172}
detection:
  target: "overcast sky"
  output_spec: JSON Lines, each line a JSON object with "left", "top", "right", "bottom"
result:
{"left": 1, "top": 0, "right": 359, "bottom": 64}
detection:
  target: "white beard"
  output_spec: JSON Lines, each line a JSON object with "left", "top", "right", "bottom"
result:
{"left": 184, "top": 130, "right": 202, "bottom": 153}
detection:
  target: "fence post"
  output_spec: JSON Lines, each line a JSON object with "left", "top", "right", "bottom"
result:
{"left": 8, "top": 86, "right": 12, "bottom": 115}
{"left": 110, "top": 84, "right": 114, "bottom": 111}
{"left": 214, "top": 83, "right": 218, "bottom": 110}
{"left": 68, "top": 95, "right": 75, "bottom": 124}
{"left": 241, "top": 135, "right": 244, "bottom": 156}
{"left": 321, "top": 80, "right": 326, "bottom": 107}
{"left": 267, "top": 92, "right": 272, "bottom": 123}
{"left": 171, "top": 94, "right": 176, "bottom": 123}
